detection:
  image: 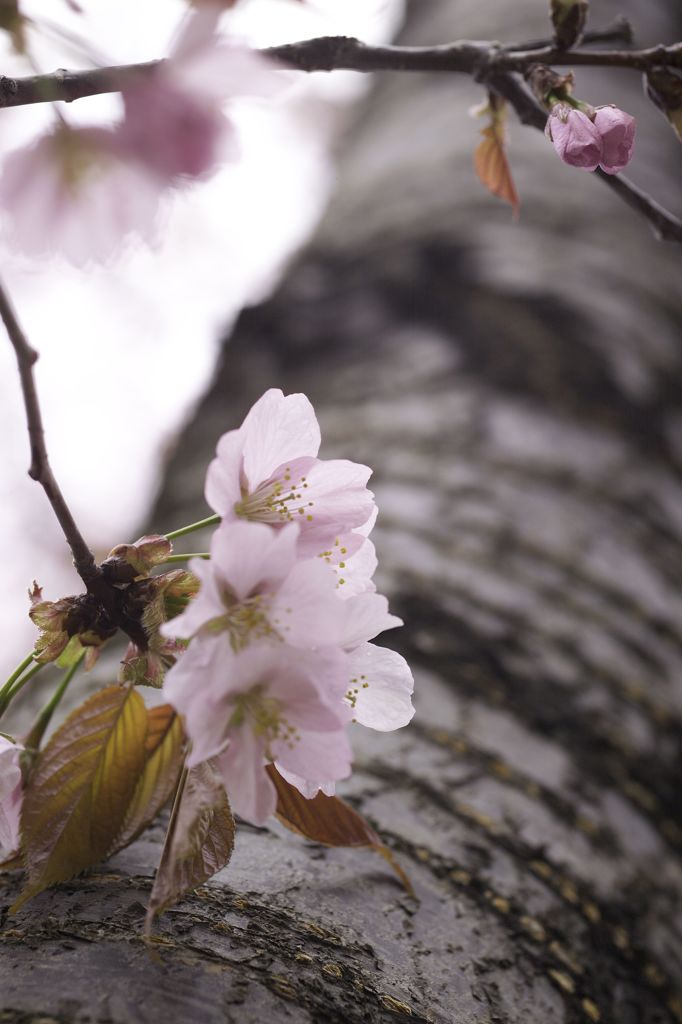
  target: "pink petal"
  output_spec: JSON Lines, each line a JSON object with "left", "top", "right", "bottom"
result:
{"left": 216, "top": 730, "right": 277, "bottom": 825}
{"left": 271, "top": 558, "right": 347, "bottom": 647}
{"left": 274, "top": 766, "right": 336, "bottom": 799}
{"left": 160, "top": 557, "right": 224, "bottom": 639}
{"left": 274, "top": 725, "right": 352, "bottom": 787}
{"left": 241, "top": 389, "right": 321, "bottom": 488}
{"left": 546, "top": 106, "right": 602, "bottom": 171}
{"left": 593, "top": 106, "right": 636, "bottom": 174}
{"left": 204, "top": 428, "right": 245, "bottom": 517}
{"left": 339, "top": 592, "right": 403, "bottom": 649}
{"left": 211, "top": 519, "right": 299, "bottom": 598}
{"left": 346, "top": 643, "right": 414, "bottom": 731}
{"left": 292, "top": 458, "right": 375, "bottom": 554}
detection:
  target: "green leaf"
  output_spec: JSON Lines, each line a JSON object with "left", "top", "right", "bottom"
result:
{"left": 267, "top": 765, "right": 414, "bottom": 896}
{"left": 145, "top": 760, "right": 235, "bottom": 935}
{"left": 12, "top": 684, "right": 148, "bottom": 910}
{"left": 109, "top": 705, "right": 185, "bottom": 855}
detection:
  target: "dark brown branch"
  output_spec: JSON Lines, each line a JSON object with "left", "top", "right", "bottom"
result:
{"left": 1, "top": 33, "right": 680, "bottom": 111}
{"left": 0, "top": 278, "right": 100, "bottom": 587}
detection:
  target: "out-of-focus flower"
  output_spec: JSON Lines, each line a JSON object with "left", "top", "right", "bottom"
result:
{"left": 593, "top": 105, "right": 636, "bottom": 174}
{"left": 0, "top": 125, "right": 163, "bottom": 264}
{"left": 205, "top": 389, "right": 376, "bottom": 575}
{"left": 120, "top": 5, "right": 285, "bottom": 182}
{"left": 545, "top": 104, "right": 602, "bottom": 171}
{"left": 0, "top": 737, "right": 23, "bottom": 857}
{"left": 0, "top": 4, "right": 286, "bottom": 263}
{"left": 165, "top": 641, "right": 352, "bottom": 823}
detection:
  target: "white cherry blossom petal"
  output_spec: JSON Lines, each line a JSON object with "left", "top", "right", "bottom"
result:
{"left": 345, "top": 643, "right": 414, "bottom": 731}
{"left": 240, "top": 389, "right": 321, "bottom": 488}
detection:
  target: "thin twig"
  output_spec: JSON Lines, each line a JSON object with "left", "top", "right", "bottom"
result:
{"left": 0, "top": 278, "right": 100, "bottom": 586}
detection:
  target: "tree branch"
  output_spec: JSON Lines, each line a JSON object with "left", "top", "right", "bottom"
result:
{"left": 0, "top": 278, "right": 101, "bottom": 587}
{"left": 0, "top": 33, "right": 680, "bottom": 111}
{"left": 0, "top": 32, "right": 680, "bottom": 243}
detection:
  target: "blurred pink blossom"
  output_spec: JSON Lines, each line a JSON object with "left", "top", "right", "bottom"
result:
{"left": 0, "top": 4, "right": 286, "bottom": 262}
{"left": 593, "top": 105, "right": 636, "bottom": 174}
{"left": 545, "top": 104, "right": 602, "bottom": 171}
{"left": 0, "top": 736, "right": 23, "bottom": 858}
{"left": 0, "top": 125, "right": 163, "bottom": 264}
{"left": 120, "top": 5, "right": 285, "bottom": 182}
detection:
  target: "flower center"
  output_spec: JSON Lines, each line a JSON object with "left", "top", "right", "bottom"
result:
{"left": 228, "top": 684, "right": 300, "bottom": 757}
{"left": 204, "top": 592, "right": 280, "bottom": 652}
{"left": 234, "top": 467, "right": 315, "bottom": 525}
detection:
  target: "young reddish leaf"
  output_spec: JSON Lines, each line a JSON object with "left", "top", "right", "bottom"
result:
{"left": 473, "top": 99, "right": 520, "bottom": 219}
{"left": 12, "top": 684, "right": 148, "bottom": 910}
{"left": 109, "top": 704, "right": 185, "bottom": 855}
{"left": 145, "top": 759, "right": 235, "bottom": 935}
{"left": 266, "top": 766, "right": 413, "bottom": 895}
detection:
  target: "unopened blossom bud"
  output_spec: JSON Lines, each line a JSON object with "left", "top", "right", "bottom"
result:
{"left": 103, "top": 534, "right": 173, "bottom": 582}
{"left": 550, "top": 0, "right": 588, "bottom": 51}
{"left": 593, "top": 105, "right": 636, "bottom": 174}
{"left": 545, "top": 104, "right": 602, "bottom": 171}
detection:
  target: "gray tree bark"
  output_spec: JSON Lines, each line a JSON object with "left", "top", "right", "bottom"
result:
{"left": 2, "top": 2, "right": 682, "bottom": 1022}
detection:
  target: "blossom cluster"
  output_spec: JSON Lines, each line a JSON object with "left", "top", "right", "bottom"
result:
{"left": 161, "top": 389, "right": 414, "bottom": 825}
{"left": 0, "top": 4, "right": 285, "bottom": 264}
{"left": 545, "top": 103, "right": 636, "bottom": 174}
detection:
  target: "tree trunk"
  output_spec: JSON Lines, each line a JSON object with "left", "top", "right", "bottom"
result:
{"left": 2, "top": 2, "right": 682, "bottom": 1022}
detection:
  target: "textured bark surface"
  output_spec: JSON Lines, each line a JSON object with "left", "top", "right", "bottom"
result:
{"left": 2, "top": 2, "right": 682, "bottom": 1022}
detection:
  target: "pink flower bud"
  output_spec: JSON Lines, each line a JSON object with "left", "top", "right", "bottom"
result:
{"left": 545, "top": 104, "right": 602, "bottom": 171}
{"left": 593, "top": 105, "right": 636, "bottom": 175}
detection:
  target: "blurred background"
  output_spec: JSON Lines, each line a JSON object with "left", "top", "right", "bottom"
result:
{"left": 2, "top": 2, "right": 682, "bottom": 1018}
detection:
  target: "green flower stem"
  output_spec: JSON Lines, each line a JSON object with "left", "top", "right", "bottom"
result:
{"left": 0, "top": 656, "right": 43, "bottom": 720}
{"left": 1, "top": 651, "right": 36, "bottom": 697}
{"left": 165, "top": 513, "right": 221, "bottom": 541}
{"left": 23, "top": 651, "right": 85, "bottom": 751}
{"left": 162, "top": 552, "right": 210, "bottom": 563}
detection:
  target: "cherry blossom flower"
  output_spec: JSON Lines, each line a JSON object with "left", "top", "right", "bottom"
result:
{"left": 120, "top": 6, "right": 285, "bottom": 183}
{"left": 0, "top": 125, "right": 163, "bottom": 264}
{"left": 161, "top": 519, "right": 398, "bottom": 652}
{"left": 545, "top": 104, "right": 602, "bottom": 171}
{"left": 205, "top": 389, "right": 377, "bottom": 574}
{"left": 593, "top": 105, "right": 636, "bottom": 174}
{"left": 165, "top": 640, "right": 352, "bottom": 823}
{"left": 0, "top": 736, "right": 23, "bottom": 857}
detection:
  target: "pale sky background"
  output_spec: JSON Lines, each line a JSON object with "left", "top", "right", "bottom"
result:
{"left": 0, "top": 0, "right": 402, "bottom": 680}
